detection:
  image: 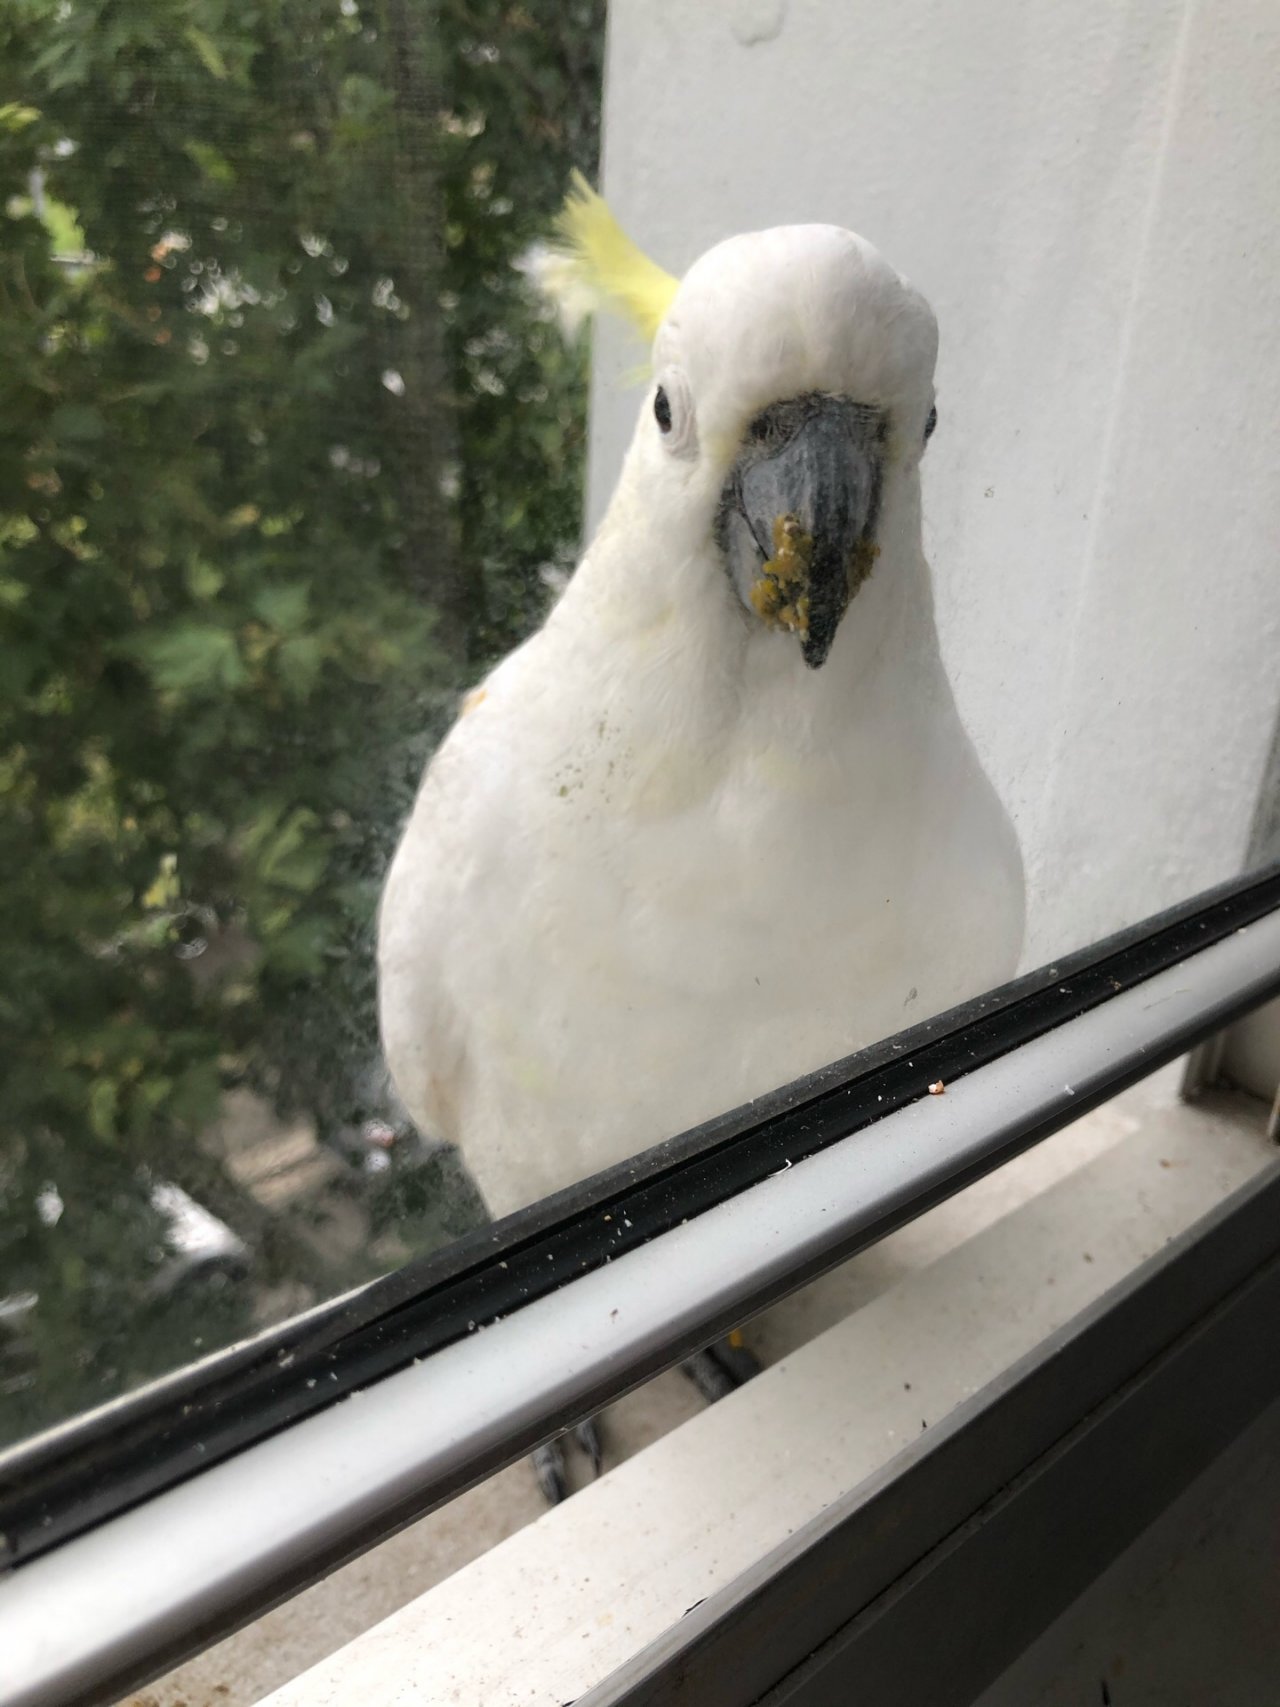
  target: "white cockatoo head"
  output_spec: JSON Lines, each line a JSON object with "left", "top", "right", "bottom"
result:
{"left": 538, "top": 178, "right": 940, "bottom": 668}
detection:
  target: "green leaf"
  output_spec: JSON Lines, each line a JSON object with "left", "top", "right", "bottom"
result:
{"left": 252, "top": 583, "right": 310, "bottom": 632}
{"left": 277, "top": 635, "right": 324, "bottom": 697}
{"left": 245, "top": 808, "right": 329, "bottom": 895}
{"left": 87, "top": 1078, "right": 119, "bottom": 1142}
{"left": 131, "top": 624, "right": 247, "bottom": 694}
{"left": 184, "top": 558, "right": 225, "bottom": 601}
{"left": 41, "top": 197, "right": 85, "bottom": 256}
{"left": 183, "top": 26, "right": 228, "bottom": 80}
{"left": 31, "top": 34, "right": 92, "bottom": 91}
{"left": 141, "top": 852, "right": 180, "bottom": 910}
{"left": 265, "top": 916, "right": 332, "bottom": 977}
{"left": 183, "top": 139, "right": 236, "bottom": 185}
{"left": 0, "top": 103, "right": 41, "bottom": 132}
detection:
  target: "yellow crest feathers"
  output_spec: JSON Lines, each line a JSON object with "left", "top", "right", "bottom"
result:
{"left": 533, "top": 170, "right": 680, "bottom": 341}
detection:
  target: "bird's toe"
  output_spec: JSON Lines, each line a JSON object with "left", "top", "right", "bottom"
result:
{"left": 574, "top": 1415, "right": 604, "bottom": 1477}
{"left": 530, "top": 1415, "right": 607, "bottom": 1503}
{"left": 681, "top": 1333, "right": 763, "bottom": 1403}
{"left": 531, "top": 1438, "right": 569, "bottom": 1504}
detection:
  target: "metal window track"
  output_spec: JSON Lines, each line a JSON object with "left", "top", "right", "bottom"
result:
{"left": 3, "top": 865, "right": 1280, "bottom": 1707}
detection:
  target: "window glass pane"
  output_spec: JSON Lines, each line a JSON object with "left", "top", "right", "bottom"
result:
{"left": 1, "top": 0, "right": 602, "bottom": 1447}
{"left": 4, "top": 0, "right": 1279, "bottom": 1485}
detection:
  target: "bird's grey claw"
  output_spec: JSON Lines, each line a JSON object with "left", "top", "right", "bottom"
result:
{"left": 531, "top": 1438, "right": 569, "bottom": 1504}
{"left": 531, "top": 1416, "right": 606, "bottom": 1502}
{"left": 681, "top": 1336, "right": 763, "bottom": 1403}
{"left": 574, "top": 1415, "right": 604, "bottom": 1477}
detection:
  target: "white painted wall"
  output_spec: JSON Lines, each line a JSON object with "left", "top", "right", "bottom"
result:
{"left": 586, "top": 0, "right": 1280, "bottom": 966}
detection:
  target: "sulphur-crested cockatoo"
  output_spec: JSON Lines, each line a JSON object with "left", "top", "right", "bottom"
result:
{"left": 378, "top": 179, "right": 1024, "bottom": 1487}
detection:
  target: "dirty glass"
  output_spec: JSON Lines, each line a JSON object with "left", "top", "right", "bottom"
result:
{"left": 5, "top": 0, "right": 1280, "bottom": 1480}
{"left": 0, "top": 0, "right": 603, "bottom": 1448}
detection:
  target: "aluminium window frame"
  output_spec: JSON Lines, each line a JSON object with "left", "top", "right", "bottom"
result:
{"left": 2, "top": 862, "right": 1280, "bottom": 1707}
{"left": 8, "top": 862, "right": 1280, "bottom": 1567}
{"left": 1184, "top": 712, "right": 1280, "bottom": 1122}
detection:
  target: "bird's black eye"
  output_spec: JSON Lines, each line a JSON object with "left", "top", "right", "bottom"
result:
{"left": 654, "top": 386, "right": 673, "bottom": 434}
{"left": 924, "top": 404, "right": 938, "bottom": 443}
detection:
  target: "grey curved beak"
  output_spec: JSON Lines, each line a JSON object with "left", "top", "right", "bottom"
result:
{"left": 717, "top": 395, "right": 887, "bottom": 668}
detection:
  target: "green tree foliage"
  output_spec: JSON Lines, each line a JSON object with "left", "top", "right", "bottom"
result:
{"left": 0, "top": 0, "right": 602, "bottom": 1442}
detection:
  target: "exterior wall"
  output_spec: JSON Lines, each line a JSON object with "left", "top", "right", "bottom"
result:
{"left": 585, "top": 0, "right": 1280, "bottom": 966}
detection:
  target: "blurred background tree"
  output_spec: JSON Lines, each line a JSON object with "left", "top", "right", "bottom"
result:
{"left": 0, "top": 0, "right": 603, "bottom": 1444}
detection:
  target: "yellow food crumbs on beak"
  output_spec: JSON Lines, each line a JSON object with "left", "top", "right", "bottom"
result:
{"left": 750, "top": 513, "right": 814, "bottom": 638}
{"left": 461, "top": 686, "right": 488, "bottom": 716}
{"left": 850, "top": 537, "right": 881, "bottom": 592}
